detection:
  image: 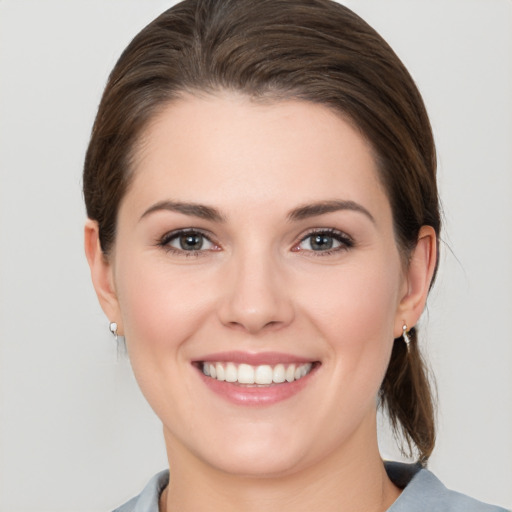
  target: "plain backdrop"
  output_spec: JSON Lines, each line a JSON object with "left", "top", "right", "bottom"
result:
{"left": 0, "top": 1, "right": 511, "bottom": 511}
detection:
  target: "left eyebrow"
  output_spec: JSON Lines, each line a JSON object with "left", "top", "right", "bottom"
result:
{"left": 287, "top": 200, "right": 375, "bottom": 224}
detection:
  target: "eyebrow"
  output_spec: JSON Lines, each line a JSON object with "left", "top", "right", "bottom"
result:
{"left": 287, "top": 200, "right": 375, "bottom": 223}
{"left": 140, "top": 199, "right": 374, "bottom": 224}
{"left": 140, "top": 200, "right": 225, "bottom": 222}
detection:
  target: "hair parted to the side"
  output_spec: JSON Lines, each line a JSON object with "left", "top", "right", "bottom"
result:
{"left": 83, "top": 0, "right": 440, "bottom": 464}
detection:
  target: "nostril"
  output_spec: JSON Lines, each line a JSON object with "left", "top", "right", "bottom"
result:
{"left": 226, "top": 318, "right": 286, "bottom": 334}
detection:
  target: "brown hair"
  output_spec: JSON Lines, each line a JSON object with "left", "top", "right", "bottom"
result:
{"left": 83, "top": 0, "right": 440, "bottom": 464}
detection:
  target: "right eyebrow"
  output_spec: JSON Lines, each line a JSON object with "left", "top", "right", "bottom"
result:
{"left": 139, "top": 200, "right": 226, "bottom": 223}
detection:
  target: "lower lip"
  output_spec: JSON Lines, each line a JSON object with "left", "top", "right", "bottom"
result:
{"left": 196, "top": 365, "right": 318, "bottom": 406}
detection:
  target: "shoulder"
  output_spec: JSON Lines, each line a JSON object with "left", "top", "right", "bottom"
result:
{"left": 386, "top": 462, "right": 509, "bottom": 512}
{"left": 112, "top": 470, "right": 169, "bottom": 512}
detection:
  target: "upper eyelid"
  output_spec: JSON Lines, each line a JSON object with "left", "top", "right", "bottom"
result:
{"left": 157, "top": 227, "right": 353, "bottom": 251}
{"left": 157, "top": 228, "right": 220, "bottom": 253}
{"left": 157, "top": 229, "right": 219, "bottom": 258}
{"left": 160, "top": 227, "right": 216, "bottom": 242}
{"left": 291, "top": 228, "right": 355, "bottom": 256}
{"left": 298, "top": 227, "right": 353, "bottom": 242}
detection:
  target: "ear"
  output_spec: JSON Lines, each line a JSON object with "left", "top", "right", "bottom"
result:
{"left": 394, "top": 225, "right": 437, "bottom": 337}
{"left": 84, "top": 219, "right": 122, "bottom": 333}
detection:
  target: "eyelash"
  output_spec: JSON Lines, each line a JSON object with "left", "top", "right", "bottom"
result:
{"left": 156, "top": 228, "right": 354, "bottom": 257}
{"left": 293, "top": 228, "right": 354, "bottom": 256}
{"left": 157, "top": 228, "right": 218, "bottom": 257}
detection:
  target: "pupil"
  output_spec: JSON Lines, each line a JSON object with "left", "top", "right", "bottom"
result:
{"left": 311, "top": 234, "right": 333, "bottom": 251}
{"left": 180, "top": 233, "right": 203, "bottom": 250}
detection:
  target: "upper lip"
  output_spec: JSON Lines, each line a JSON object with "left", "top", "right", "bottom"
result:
{"left": 193, "top": 351, "right": 317, "bottom": 366}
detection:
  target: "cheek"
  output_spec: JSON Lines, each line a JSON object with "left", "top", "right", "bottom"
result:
{"left": 299, "top": 257, "right": 402, "bottom": 387}
{"left": 112, "top": 255, "right": 218, "bottom": 423}
{"left": 302, "top": 259, "right": 401, "bottom": 339}
{"left": 114, "top": 254, "right": 215, "bottom": 361}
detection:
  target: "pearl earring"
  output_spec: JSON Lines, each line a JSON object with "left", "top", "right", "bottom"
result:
{"left": 402, "top": 324, "right": 411, "bottom": 353}
{"left": 109, "top": 322, "right": 118, "bottom": 341}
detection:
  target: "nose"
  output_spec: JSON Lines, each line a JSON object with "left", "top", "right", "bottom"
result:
{"left": 217, "top": 249, "right": 295, "bottom": 334}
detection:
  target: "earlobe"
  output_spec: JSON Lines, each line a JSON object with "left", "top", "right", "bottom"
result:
{"left": 394, "top": 226, "right": 437, "bottom": 337}
{"left": 84, "top": 219, "right": 122, "bottom": 331}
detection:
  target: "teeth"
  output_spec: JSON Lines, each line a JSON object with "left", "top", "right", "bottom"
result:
{"left": 225, "top": 362, "right": 237, "bottom": 383}
{"left": 215, "top": 363, "right": 225, "bottom": 381}
{"left": 238, "top": 364, "right": 254, "bottom": 384}
{"left": 273, "top": 364, "right": 285, "bottom": 383}
{"left": 255, "top": 365, "right": 273, "bottom": 385}
{"left": 202, "top": 362, "right": 313, "bottom": 385}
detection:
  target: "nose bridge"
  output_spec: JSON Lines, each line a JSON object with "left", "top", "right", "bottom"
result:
{"left": 218, "top": 242, "right": 294, "bottom": 333}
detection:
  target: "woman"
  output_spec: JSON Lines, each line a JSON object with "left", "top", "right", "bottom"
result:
{"left": 83, "top": 0, "right": 508, "bottom": 511}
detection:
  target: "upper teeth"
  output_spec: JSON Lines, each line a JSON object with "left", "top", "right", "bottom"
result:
{"left": 202, "top": 362, "right": 313, "bottom": 385}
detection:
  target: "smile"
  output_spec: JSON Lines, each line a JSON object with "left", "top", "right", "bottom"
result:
{"left": 202, "top": 362, "right": 313, "bottom": 385}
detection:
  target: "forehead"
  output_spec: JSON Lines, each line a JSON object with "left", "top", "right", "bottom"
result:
{"left": 125, "top": 93, "right": 389, "bottom": 219}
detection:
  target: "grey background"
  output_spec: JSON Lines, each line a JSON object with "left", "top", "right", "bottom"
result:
{"left": 1, "top": 1, "right": 511, "bottom": 510}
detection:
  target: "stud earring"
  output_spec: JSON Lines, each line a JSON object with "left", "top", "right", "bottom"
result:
{"left": 109, "top": 322, "right": 118, "bottom": 341}
{"left": 402, "top": 324, "right": 411, "bottom": 353}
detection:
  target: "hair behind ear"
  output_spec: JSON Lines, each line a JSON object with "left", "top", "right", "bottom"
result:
{"left": 380, "top": 327, "right": 436, "bottom": 466}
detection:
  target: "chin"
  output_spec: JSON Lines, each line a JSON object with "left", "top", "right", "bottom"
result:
{"left": 204, "top": 443, "right": 309, "bottom": 478}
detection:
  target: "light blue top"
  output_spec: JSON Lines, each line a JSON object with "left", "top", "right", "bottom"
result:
{"left": 113, "top": 462, "right": 509, "bottom": 512}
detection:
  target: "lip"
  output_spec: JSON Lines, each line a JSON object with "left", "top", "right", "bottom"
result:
{"left": 193, "top": 351, "right": 314, "bottom": 366}
{"left": 193, "top": 353, "right": 320, "bottom": 406}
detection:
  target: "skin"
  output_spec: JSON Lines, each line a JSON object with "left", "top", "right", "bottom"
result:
{"left": 85, "top": 93, "right": 437, "bottom": 512}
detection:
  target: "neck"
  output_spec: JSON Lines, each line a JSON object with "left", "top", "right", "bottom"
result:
{"left": 160, "top": 414, "right": 401, "bottom": 512}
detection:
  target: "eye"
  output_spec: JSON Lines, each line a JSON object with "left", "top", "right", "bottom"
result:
{"left": 158, "top": 229, "right": 218, "bottom": 254}
{"left": 293, "top": 229, "right": 353, "bottom": 254}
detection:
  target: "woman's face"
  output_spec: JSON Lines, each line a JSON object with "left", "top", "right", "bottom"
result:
{"left": 96, "top": 93, "right": 419, "bottom": 476}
